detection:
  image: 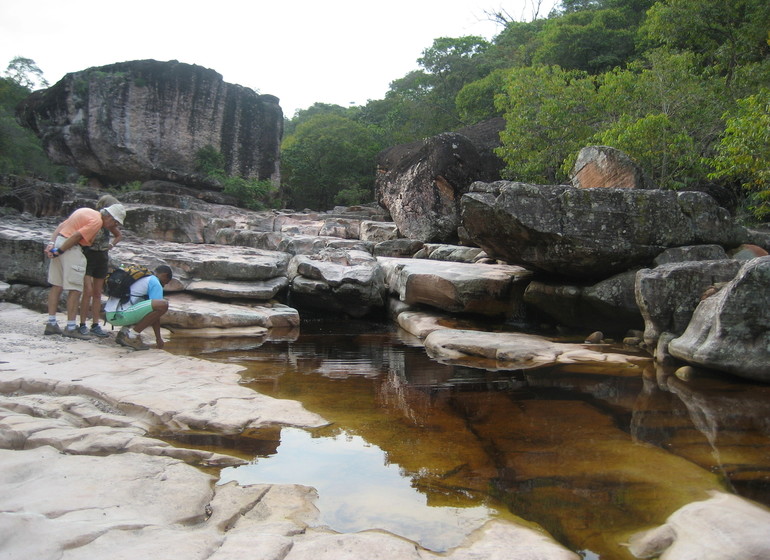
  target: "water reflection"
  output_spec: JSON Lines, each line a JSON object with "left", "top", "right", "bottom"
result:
{"left": 166, "top": 319, "right": 770, "bottom": 559}
{"left": 219, "top": 427, "right": 496, "bottom": 552}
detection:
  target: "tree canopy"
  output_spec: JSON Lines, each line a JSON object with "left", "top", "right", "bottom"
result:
{"left": 280, "top": 0, "right": 769, "bottom": 219}
{"left": 0, "top": 58, "right": 66, "bottom": 180}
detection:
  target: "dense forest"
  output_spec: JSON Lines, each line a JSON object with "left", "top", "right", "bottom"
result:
{"left": 2, "top": 0, "right": 769, "bottom": 221}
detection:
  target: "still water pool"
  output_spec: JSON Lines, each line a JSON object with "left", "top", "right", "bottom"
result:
{"left": 165, "top": 319, "right": 770, "bottom": 559}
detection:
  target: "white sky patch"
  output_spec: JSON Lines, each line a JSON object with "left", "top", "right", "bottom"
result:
{"left": 0, "top": 0, "right": 557, "bottom": 116}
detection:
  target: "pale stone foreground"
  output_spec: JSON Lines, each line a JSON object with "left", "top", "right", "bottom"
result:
{"left": 3, "top": 304, "right": 768, "bottom": 560}
{"left": 0, "top": 303, "right": 582, "bottom": 560}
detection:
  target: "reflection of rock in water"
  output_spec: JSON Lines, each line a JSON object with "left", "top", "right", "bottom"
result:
{"left": 632, "top": 363, "right": 770, "bottom": 504}
{"left": 170, "top": 320, "right": 770, "bottom": 560}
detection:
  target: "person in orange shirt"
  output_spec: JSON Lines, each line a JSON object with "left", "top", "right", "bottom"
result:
{"left": 78, "top": 195, "right": 123, "bottom": 337}
{"left": 43, "top": 204, "right": 126, "bottom": 339}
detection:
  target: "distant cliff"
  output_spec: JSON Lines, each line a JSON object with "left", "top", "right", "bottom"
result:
{"left": 16, "top": 59, "right": 283, "bottom": 189}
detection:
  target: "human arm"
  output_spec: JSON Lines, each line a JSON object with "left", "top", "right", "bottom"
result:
{"left": 146, "top": 276, "right": 164, "bottom": 300}
{"left": 107, "top": 225, "right": 122, "bottom": 249}
{"left": 44, "top": 223, "right": 65, "bottom": 257}
{"left": 47, "top": 231, "right": 85, "bottom": 257}
{"left": 151, "top": 319, "right": 165, "bottom": 349}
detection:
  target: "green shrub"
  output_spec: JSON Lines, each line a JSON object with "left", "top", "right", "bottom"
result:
{"left": 194, "top": 145, "right": 276, "bottom": 210}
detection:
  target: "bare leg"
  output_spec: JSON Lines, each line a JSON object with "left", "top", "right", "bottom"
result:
{"left": 132, "top": 299, "right": 169, "bottom": 348}
{"left": 91, "top": 277, "right": 105, "bottom": 325}
{"left": 66, "top": 290, "right": 81, "bottom": 322}
{"left": 80, "top": 275, "right": 93, "bottom": 325}
{"left": 47, "top": 285, "right": 64, "bottom": 317}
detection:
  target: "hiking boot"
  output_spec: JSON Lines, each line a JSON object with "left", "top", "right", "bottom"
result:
{"left": 78, "top": 324, "right": 89, "bottom": 335}
{"left": 62, "top": 326, "right": 93, "bottom": 340}
{"left": 44, "top": 323, "right": 62, "bottom": 335}
{"left": 115, "top": 329, "right": 129, "bottom": 345}
{"left": 118, "top": 332, "right": 149, "bottom": 351}
{"left": 90, "top": 324, "right": 110, "bottom": 338}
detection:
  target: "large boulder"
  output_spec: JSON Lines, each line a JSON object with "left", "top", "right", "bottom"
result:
{"left": 570, "top": 145, "right": 652, "bottom": 189}
{"left": 288, "top": 248, "right": 388, "bottom": 318}
{"left": 376, "top": 132, "right": 481, "bottom": 243}
{"left": 379, "top": 257, "right": 533, "bottom": 317}
{"left": 668, "top": 256, "right": 770, "bottom": 381}
{"left": 461, "top": 181, "right": 753, "bottom": 279}
{"left": 0, "top": 175, "right": 76, "bottom": 217}
{"left": 635, "top": 259, "right": 743, "bottom": 348}
{"left": 16, "top": 59, "right": 283, "bottom": 188}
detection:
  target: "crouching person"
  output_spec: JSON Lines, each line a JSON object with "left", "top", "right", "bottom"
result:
{"left": 104, "top": 265, "right": 173, "bottom": 350}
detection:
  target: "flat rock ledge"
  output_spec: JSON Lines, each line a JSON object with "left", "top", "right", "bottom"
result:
{"left": 395, "top": 310, "right": 651, "bottom": 372}
{"left": 424, "top": 329, "right": 650, "bottom": 372}
{"left": 0, "top": 303, "right": 580, "bottom": 560}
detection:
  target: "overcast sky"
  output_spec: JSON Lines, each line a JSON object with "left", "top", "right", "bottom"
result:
{"left": 0, "top": 0, "right": 557, "bottom": 117}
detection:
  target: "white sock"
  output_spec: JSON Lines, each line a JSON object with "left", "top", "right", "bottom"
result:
{"left": 127, "top": 330, "right": 139, "bottom": 339}
{"left": 48, "top": 316, "right": 57, "bottom": 324}
{"left": 67, "top": 320, "right": 76, "bottom": 330}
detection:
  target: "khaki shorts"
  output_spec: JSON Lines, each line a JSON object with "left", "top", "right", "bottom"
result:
{"left": 47, "top": 236, "right": 86, "bottom": 291}
{"left": 106, "top": 299, "right": 154, "bottom": 327}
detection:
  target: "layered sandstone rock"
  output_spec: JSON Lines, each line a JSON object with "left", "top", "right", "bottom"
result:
{"left": 16, "top": 60, "right": 283, "bottom": 188}
{"left": 461, "top": 181, "right": 754, "bottom": 279}
{"left": 635, "top": 259, "right": 743, "bottom": 348}
{"left": 669, "top": 256, "right": 770, "bottom": 380}
{"left": 380, "top": 257, "right": 532, "bottom": 317}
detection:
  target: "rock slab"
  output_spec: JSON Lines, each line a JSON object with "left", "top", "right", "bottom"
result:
{"left": 461, "top": 181, "right": 751, "bottom": 278}
{"left": 669, "top": 256, "right": 770, "bottom": 381}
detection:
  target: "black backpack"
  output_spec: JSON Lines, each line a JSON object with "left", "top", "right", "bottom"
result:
{"left": 105, "top": 265, "right": 152, "bottom": 304}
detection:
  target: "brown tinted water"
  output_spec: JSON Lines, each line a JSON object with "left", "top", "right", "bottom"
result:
{"left": 164, "top": 319, "right": 770, "bottom": 559}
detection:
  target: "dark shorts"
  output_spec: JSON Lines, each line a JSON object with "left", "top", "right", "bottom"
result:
{"left": 83, "top": 247, "right": 109, "bottom": 279}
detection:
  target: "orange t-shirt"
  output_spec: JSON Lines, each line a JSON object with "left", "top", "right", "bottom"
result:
{"left": 59, "top": 208, "right": 103, "bottom": 246}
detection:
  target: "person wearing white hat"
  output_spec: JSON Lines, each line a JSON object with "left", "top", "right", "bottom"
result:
{"left": 78, "top": 195, "right": 124, "bottom": 338}
{"left": 43, "top": 203, "right": 125, "bottom": 339}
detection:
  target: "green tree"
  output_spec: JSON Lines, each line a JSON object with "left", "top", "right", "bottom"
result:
{"left": 194, "top": 145, "right": 277, "bottom": 210}
{"left": 455, "top": 69, "right": 507, "bottom": 124}
{"left": 707, "top": 89, "right": 770, "bottom": 220}
{"left": 587, "top": 49, "right": 729, "bottom": 187}
{"left": 281, "top": 114, "right": 384, "bottom": 210}
{"left": 366, "top": 36, "right": 493, "bottom": 141}
{"left": 4, "top": 56, "right": 49, "bottom": 90}
{"left": 532, "top": 8, "right": 638, "bottom": 73}
{"left": 0, "top": 75, "right": 66, "bottom": 180}
{"left": 284, "top": 102, "right": 354, "bottom": 136}
{"left": 591, "top": 113, "right": 702, "bottom": 188}
{"left": 495, "top": 65, "right": 601, "bottom": 183}
{"left": 480, "top": 19, "right": 546, "bottom": 70}
{"left": 640, "top": 0, "right": 770, "bottom": 83}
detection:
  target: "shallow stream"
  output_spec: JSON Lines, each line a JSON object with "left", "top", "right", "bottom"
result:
{"left": 165, "top": 318, "right": 770, "bottom": 559}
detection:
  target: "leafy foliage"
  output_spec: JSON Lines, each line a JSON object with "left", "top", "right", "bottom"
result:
{"left": 533, "top": 8, "right": 638, "bottom": 73}
{"left": 4, "top": 57, "right": 48, "bottom": 90}
{"left": 707, "top": 89, "right": 770, "bottom": 219}
{"left": 591, "top": 113, "right": 702, "bottom": 188}
{"left": 281, "top": 113, "right": 383, "bottom": 210}
{"left": 640, "top": 0, "right": 770, "bottom": 82}
{"left": 495, "top": 65, "right": 601, "bottom": 183}
{"left": 0, "top": 75, "right": 67, "bottom": 181}
{"left": 194, "top": 145, "right": 276, "bottom": 210}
